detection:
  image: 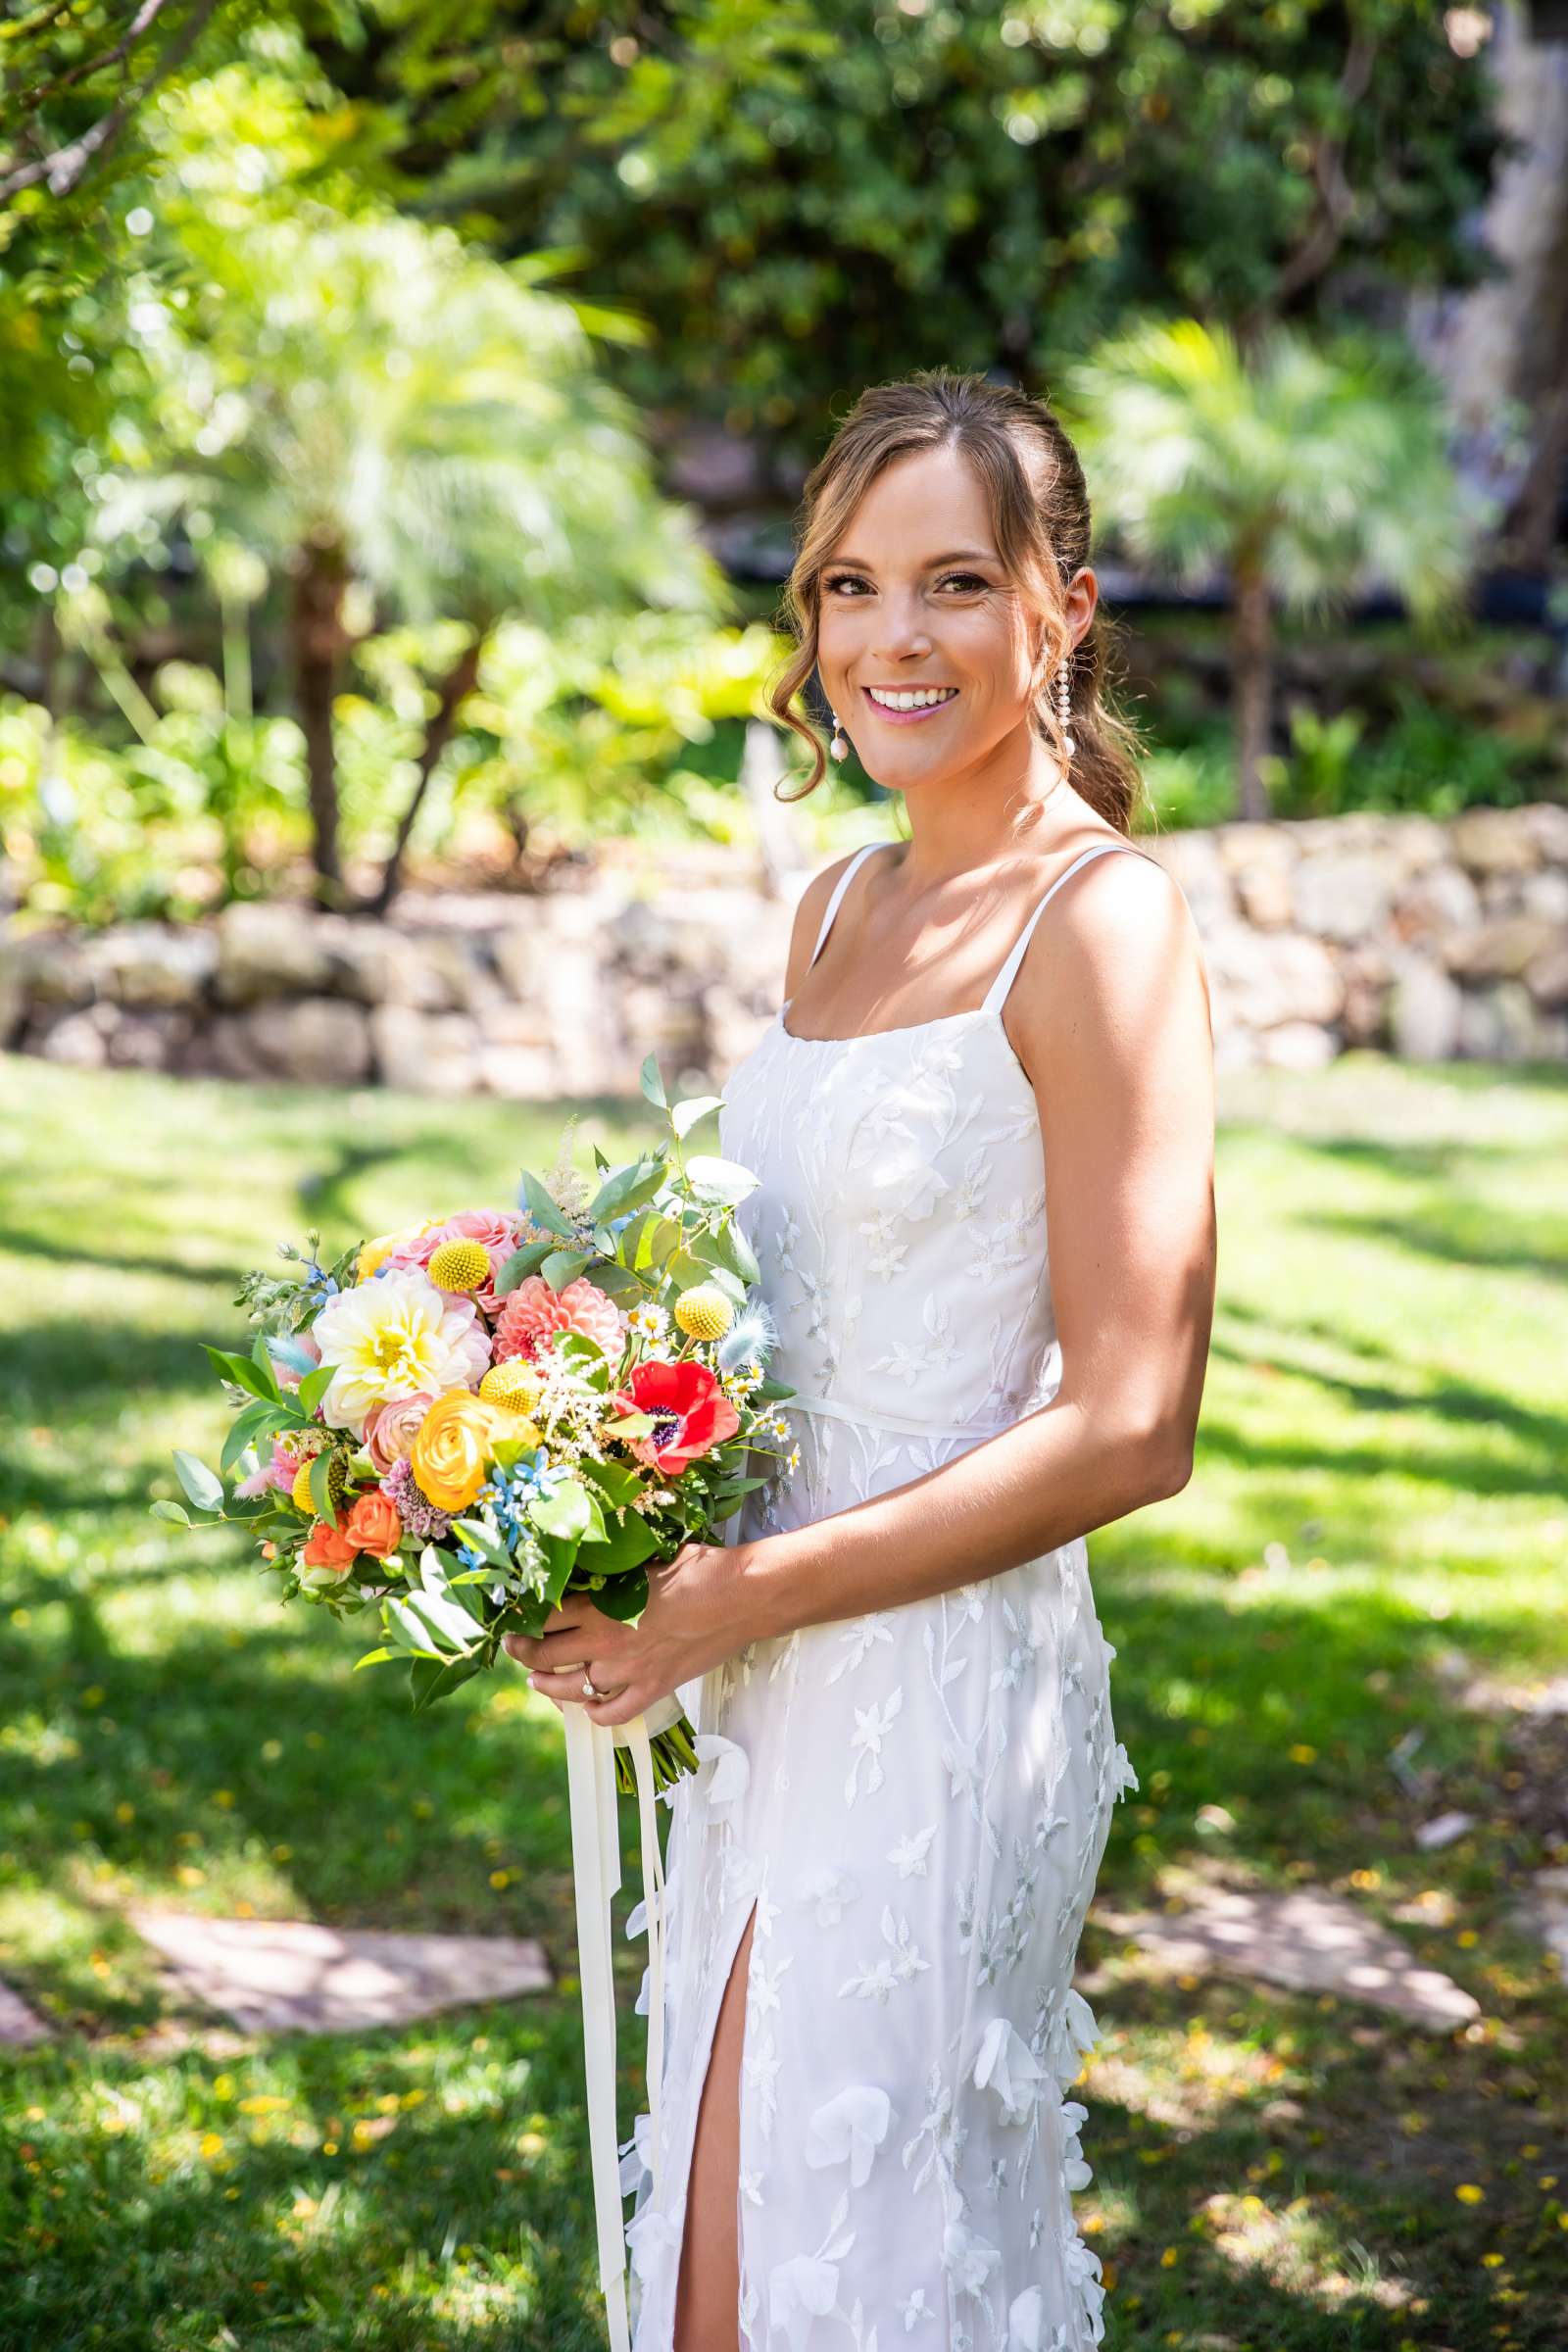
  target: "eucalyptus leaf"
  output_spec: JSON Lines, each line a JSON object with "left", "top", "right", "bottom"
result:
{"left": 493, "top": 1238, "right": 554, "bottom": 1297}
{"left": 517, "top": 1166, "right": 574, "bottom": 1240}
{"left": 172, "top": 1449, "right": 223, "bottom": 1516}
{"left": 670, "top": 1094, "right": 723, "bottom": 1139}
{"left": 639, "top": 1052, "right": 666, "bottom": 1109}
{"left": 684, "top": 1154, "right": 759, "bottom": 1205}
{"left": 541, "top": 1248, "right": 594, "bottom": 1292}
{"left": 150, "top": 1499, "right": 191, "bottom": 1528}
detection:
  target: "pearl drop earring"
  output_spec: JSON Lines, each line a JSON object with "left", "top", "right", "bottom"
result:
{"left": 1055, "top": 653, "right": 1076, "bottom": 760}
{"left": 828, "top": 707, "right": 848, "bottom": 762}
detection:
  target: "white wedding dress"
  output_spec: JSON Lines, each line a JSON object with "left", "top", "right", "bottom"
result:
{"left": 623, "top": 839, "right": 1146, "bottom": 2352}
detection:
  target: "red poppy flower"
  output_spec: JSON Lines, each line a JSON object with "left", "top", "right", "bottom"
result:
{"left": 612, "top": 1357, "right": 740, "bottom": 1476}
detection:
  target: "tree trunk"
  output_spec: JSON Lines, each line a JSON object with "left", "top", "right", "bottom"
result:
{"left": 289, "top": 540, "right": 350, "bottom": 905}
{"left": 1231, "top": 553, "right": 1275, "bottom": 822}
{"left": 366, "top": 633, "right": 483, "bottom": 916}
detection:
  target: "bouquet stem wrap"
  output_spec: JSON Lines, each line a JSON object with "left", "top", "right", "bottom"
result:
{"left": 563, "top": 1694, "right": 683, "bottom": 2349}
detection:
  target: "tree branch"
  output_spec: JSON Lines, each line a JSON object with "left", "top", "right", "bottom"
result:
{"left": 0, "top": 0, "right": 220, "bottom": 204}
{"left": 24, "top": 0, "right": 176, "bottom": 112}
{"left": 1263, "top": 28, "right": 1379, "bottom": 318}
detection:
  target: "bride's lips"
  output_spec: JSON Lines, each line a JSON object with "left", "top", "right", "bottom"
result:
{"left": 859, "top": 688, "right": 960, "bottom": 727}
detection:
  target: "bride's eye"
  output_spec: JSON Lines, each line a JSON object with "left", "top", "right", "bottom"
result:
{"left": 822, "top": 572, "right": 866, "bottom": 596}
{"left": 939, "top": 572, "right": 989, "bottom": 593}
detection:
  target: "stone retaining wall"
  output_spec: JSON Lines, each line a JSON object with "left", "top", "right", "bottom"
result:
{"left": 4, "top": 803, "right": 1567, "bottom": 1096}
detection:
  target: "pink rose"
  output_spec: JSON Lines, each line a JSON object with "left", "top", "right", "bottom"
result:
{"left": 363, "top": 1392, "right": 438, "bottom": 1475}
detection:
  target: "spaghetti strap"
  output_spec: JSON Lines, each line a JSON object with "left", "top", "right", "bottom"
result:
{"left": 980, "top": 840, "right": 1157, "bottom": 1017}
{"left": 808, "top": 841, "right": 895, "bottom": 968}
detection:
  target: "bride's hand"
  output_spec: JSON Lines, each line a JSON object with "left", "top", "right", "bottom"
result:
{"left": 501, "top": 1538, "right": 748, "bottom": 1729}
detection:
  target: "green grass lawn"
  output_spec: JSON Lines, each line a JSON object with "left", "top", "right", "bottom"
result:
{"left": 1, "top": 1050, "right": 1564, "bottom": 2352}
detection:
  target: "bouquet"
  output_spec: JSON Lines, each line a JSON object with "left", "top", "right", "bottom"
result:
{"left": 154, "top": 1056, "right": 795, "bottom": 1792}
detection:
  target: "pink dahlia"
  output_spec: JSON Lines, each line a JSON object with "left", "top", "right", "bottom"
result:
{"left": 493, "top": 1274, "right": 626, "bottom": 1368}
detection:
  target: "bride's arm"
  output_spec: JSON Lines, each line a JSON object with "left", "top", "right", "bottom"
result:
{"left": 511, "top": 850, "right": 1215, "bottom": 1720}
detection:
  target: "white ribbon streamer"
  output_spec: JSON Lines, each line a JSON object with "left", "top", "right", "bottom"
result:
{"left": 562, "top": 1700, "right": 678, "bottom": 2350}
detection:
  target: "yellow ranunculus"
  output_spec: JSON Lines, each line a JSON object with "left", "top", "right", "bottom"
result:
{"left": 356, "top": 1218, "right": 442, "bottom": 1283}
{"left": 410, "top": 1390, "right": 502, "bottom": 1513}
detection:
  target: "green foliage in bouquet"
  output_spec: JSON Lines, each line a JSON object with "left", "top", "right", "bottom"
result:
{"left": 153, "top": 1063, "right": 794, "bottom": 1789}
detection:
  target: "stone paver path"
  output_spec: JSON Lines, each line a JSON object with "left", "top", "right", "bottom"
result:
{"left": 0, "top": 1980, "right": 54, "bottom": 2047}
{"left": 1510, "top": 1867, "right": 1568, "bottom": 1971}
{"left": 127, "top": 1910, "right": 551, "bottom": 2036}
{"left": 1095, "top": 1886, "right": 1480, "bottom": 2031}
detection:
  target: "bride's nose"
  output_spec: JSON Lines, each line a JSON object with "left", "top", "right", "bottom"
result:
{"left": 871, "top": 593, "right": 935, "bottom": 665}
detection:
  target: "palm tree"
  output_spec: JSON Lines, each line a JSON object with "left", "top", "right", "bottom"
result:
{"left": 114, "top": 80, "right": 725, "bottom": 904}
{"left": 1067, "top": 318, "right": 1478, "bottom": 820}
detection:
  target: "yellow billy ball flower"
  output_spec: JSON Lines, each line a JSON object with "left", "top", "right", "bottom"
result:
{"left": 673, "top": 1284, "right": 734, "bottom": 1342}
{"left": 479, "top": 1360, "right": 546, "bottom": 1415}
{"left": 410, "top": 1391, "right": 502, "bottom": 1513}
{"left": 290, "top": 1451, "right": 346, "bottom": 1514}
{"left": 427, "top": 1238, "right": 492, "bottom": 1295}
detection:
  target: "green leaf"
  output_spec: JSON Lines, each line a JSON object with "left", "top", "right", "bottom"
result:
{"left": 249, "top": 1329, "right": 284, "bottom": 1398}
{"left": 671, "top": 1094, "right": 723, "bottom": 1139}
{"left": 603, "top": 1410, "right": 655, "bottom": 1440}
{"left": 704, "top": 1217, "right": 760, "bottom": 1287}
{"left": 493, "top": 1239, "right": 554, "bottom": 1297}
{"left": 530, "top": 1477, "right": 592, "bottom": 1544}
{"left": 588, "top": 1152, "right": 667, "bottom": 1225}
{"left": 684, "top": 1154, "right": 759, "bottom": 1205}
{"left": 150, "top": 1498, "right": 191, "bottom": 1528}
{"left": 203, "top": 1345, "right": 275, "bottom": 1403}
{"left": 297, "top": 1362, "right": 336, "bottom": 1416}
{"left": 353, "top": 1646, "right": 394, "bottom": 1671}
{"left": 577, "top": 1456, "right": 644, "bottom": 1507}
{"left": 630, "top": 1211, "right": 681, "bottom": 1274}
{"left": 575, "top": 1511, "right": 661, "bottom": 1579}
{"left": 409, "top": 1651, "right": 487, "bottom": 1711}
{"left": 541, "top": 1248, "right": 594, "bottom": 1292}
{"left": 451, "top": 1518, "right": 514, "bottom": 1573}
{"left": 639, "top": 1052, "right": 667, "bottom": 1109}
{"left": 517, "top": 1167, "right": 574, "bottom": 1240}
{"left": 172, "top": 1449, "right": 224, "bottom": 1516}
{"left": 404, "top": 1588, "right": 484, "bottom": 1650}
{"left": 385, "top": 1596, "right": 443, "bottom": 1658}
{"left": 589, "top": 1262, "right": 644, "bottom": 1307}
{"left": 585, "top": 1567, "right": 650, "bottom": 1623}
{"left": 308, "top": 1448, "right": 340, "bottom": 1527}
{"left": 221, "top": 1397, "right": 283, "bottom": 1478}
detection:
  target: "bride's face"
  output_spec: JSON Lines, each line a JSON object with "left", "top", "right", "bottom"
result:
{"left": 815, "top": 443, "right": 1062, "bottom": 791}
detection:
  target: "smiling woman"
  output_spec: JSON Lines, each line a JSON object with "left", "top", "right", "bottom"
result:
{"left": 506, "top": 368, "right": 1216, "bottom": 2352}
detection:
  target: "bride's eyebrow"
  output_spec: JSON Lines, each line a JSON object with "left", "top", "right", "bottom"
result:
{"left": 825, "top": 547, "right": 1000, "bottom": 569}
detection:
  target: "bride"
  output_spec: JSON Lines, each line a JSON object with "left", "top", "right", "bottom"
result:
{"left": 506, "top": 368, "right": 1216, "bottom": 2352}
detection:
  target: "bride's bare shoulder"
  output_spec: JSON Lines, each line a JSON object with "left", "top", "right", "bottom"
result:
{"left": 782, "top": 845, "right": 896, "bottom": 998}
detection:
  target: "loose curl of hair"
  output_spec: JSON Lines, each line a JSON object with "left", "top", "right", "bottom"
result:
{"left": 766, "top": 368, "right": 1145, "bottom": 835}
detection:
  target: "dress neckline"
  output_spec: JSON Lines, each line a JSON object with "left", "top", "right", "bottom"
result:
{"left": 775, "top": 1002, "right": 996, "bottom": 1049}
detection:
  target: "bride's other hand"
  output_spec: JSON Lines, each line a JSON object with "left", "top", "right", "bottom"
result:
{"left": 501, "top": 1537, "right": 754, "bottom": 1727}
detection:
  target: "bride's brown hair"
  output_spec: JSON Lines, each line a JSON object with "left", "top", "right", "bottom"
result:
{"left": 766, "top": 368, "right": 1145, "bottom": 834}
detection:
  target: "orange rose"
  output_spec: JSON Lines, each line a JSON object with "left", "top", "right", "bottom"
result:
{"left": 302, "top": 1519, "right": 359, "bottom": 1572}
{"left": 409, "top": 1390, "right": 501, "bottom": 1513}
{"left": 345, "top": 1489, "right": 403, "bottom": 1558}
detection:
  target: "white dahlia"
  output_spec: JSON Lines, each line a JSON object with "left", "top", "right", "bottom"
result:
{"left": 310, "top": 1267, "right": 491, "bottom": 1430}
